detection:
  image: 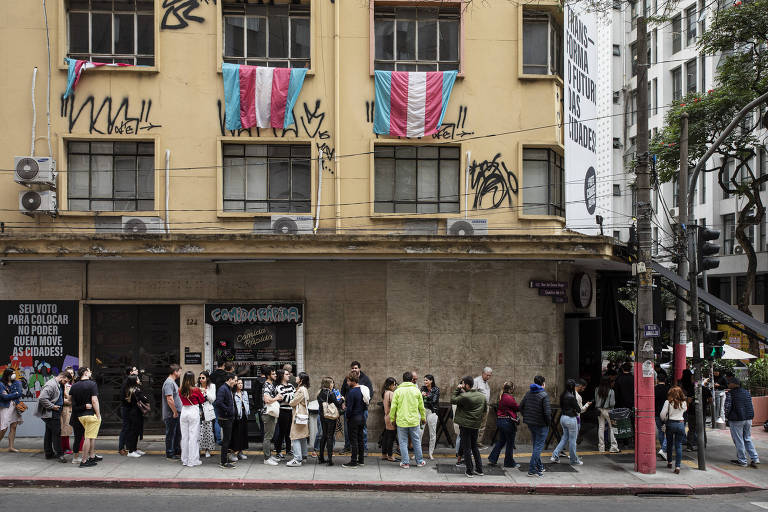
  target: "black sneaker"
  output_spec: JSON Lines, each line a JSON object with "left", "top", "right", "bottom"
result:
{"left": 342, "top": 462, "right": 358, "bottom": 468}
{"left": 79, "top": 459, "right": 96, "bottom": 468}
{"left": 92, "top": 455, "right": 103, "bottom": 461}
{"left": 487, "top": 462, "right": 498, "bottom": 467}
{"left": 327, "top": 461, "right": 334, "bottom": 467}
{"left": 475, "top": 471, "right": 485, "bottom": 476}
{"left": 57, "top": 456, "right": 68, "bottom": 463}
{"left": 219, "top": 462, "right": 236, "bottom": 469}
{"left": 87, "top": 457, "right": 99, "bottom": 465}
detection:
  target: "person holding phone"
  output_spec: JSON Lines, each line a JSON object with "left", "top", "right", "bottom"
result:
{"left": 488, "top": 381, "right": 520, "bottom": 468}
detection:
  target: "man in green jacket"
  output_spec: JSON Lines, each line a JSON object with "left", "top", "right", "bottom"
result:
{"left": 389, "top": 371, "right": 427, "bottom": 468}
{"left": 451, "top": 376, "right": 488, "bottom": 478}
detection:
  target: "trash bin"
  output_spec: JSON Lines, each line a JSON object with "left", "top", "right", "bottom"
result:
{"left": 609, "top": 408, "right": 633, "bottom": 439}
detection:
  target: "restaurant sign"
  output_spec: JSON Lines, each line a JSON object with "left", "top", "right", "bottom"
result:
{"left": 205, "top": 303, "right": 303, "bottom": 325}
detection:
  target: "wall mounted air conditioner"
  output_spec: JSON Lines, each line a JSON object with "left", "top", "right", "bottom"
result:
{"left": 19, "top": 189, "right": 56, "bottom": 215}
{"left": 668, "top": 207, "right": 678, "bottom": 220}
{"left": 270, "top": 215, "right": 313, "bottom": 235}
{"left": 446, "top": 218, "right": 488, "bottom": 236}
{"left": 14, "top": 157, "right": 56, "bottom": 186}
{"left": 122, "top": 216, "right": 165, "bottom": 234}
{"left": 734, "top": 245, "right": 744, "bottom": 255}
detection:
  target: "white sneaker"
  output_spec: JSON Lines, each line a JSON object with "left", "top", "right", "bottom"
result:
{"left": 127, "top": 451, "right": 142, "bottom": 458}
{"left": 205, "top": 451, "right": 211, "bottom": 458}
{"left": 264, "top": 457, "right": 279, "bottom": 466}
{"left": 135, "top": 450, "right": 146, "bottom": 456}
{"left": 238, "top": 453, "right": 247, "bottom": 460}
{"left": 286, "top": 459, "right": 302, "bottom": 467}
{"left": 229, "top": 454, "right": 238, "bottom": 462}
{"left": 72, "top": 456, "right": 81, "bottom": 464}
{"left": 658, "top": 449, "right": 667, "bottom": 461}
{"left": 550, "top": 456, "right": 559, "bottom": 463}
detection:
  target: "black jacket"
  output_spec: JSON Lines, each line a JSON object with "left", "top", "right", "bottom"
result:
{"left": 614, "top": 372, "right": 634, "bottom": 409}
{"left": 654, "top": 383, "right": 670, "bottom": 416}
{"left": 210, "top": 369, "right": 229, "bottom": 390}
{"left": 560, "top": 391, "right": 580, "bottom": 417}
{"left": 317, "top": 388, "right": 343, "bottom": 415}
{"left": 215, "top": 383, "right": 235, "bottom": 419}
{"left": 520, "top": 384, "right": 551, "bottom": 427}
{"left": 725, "top": 387, "right": 754, "bottom": 421}
{"left": 341, "top": 372, "right": 374, "bottom": 409}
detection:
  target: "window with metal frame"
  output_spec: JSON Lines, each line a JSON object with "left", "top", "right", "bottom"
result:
{"left": 685, "top": 5, "right": 696, "bottom": 46}
{"left": 522, "top": 148, "right": 564, "bottom": 216}
{"left": 374, "top": 145, "right": 460, "bottom": 214}
{"left": 630, "top": 90, "right": 638, "bottom": 125}
{"left": 722, "top": 213, "right": 735, "bottom": 255}
{"left": 686, "top": 59, "right": 697, "bottom": 94}
{"left": 755, "top": 274, "right": 767, "bottom": 305}
{"left": 630, "top": 1, "right": 638, "bottom": 29}
{"left": 630, "top": 43, "right": 638, "bottom": 77}
{"left": 672, "top": 66, "right": 682, "bottom": 101}
{"left": 67, "top": 0, "right": 154, "bottom": 65}
{"left": 613, "top": 184, "right": 621, "bottom": 196}
{"left": 700, "top": 55, "right": 706, "bottom": 93}
{"left": 672, "top": 14, "right": 682, "bottom": 53}
{"left": 223, "top": 143, "right": 311, "bottom": 213}
{"left": 223, "top": 2, "right": 310, "bottom": 68}
{"left": 653, "top": 78, "right": 658, "bottom": 115}
{"left": 373, "top": 5, "right": 460, "bottom": 72}
{"left": 67, "top": 141, "right": 155, "bottom": 212}
{"left": 760, "top": 146, "right": 767, "bottom": 191}
{"left": 522, "top": 11, "right": 563, "bottom": 77}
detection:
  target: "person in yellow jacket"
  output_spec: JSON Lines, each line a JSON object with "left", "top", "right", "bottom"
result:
{"left": 389, "top": 371, "right": 427, "bottom": 468}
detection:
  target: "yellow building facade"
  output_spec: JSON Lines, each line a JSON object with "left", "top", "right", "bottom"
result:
{"left": 0, "top": 0, "right": 619, "bottom": 437}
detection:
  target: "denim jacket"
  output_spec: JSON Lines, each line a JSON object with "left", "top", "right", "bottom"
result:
{"left": 235, "top": 390, "right": 250, "bottom": 419}
{"left": 0, "top": 381, "right": 23, "bottom": 408}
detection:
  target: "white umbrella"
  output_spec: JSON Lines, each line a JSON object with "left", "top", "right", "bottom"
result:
{"left": 682, "top": 342, "right": 757, "bottom": 360}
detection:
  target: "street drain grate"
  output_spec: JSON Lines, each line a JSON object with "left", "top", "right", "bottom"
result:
{"left": 518, "top": 463, "right": 577, "bottom": 473}
{"left": 436, "top": 464, "right": 507, "bottom": 475}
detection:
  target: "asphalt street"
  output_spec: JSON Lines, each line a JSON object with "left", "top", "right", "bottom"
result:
{"left": 3, "top": 489, "right": 768, "bottom": 511}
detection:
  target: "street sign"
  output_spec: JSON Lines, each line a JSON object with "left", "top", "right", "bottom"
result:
{"left": 644, "top": 324, "right": 660, "bottom": 337}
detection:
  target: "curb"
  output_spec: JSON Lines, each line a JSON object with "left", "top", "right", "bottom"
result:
{"left": 0, "top": 477, "right": 763, "bottom": 495}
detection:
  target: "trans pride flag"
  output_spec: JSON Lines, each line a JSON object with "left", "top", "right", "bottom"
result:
{"left": 63, "top": 58, "right": 134, "bottom": 99}
{"left": 374, "top": 70, "right": 458, "bottom": 138}
{"left": 222, "top": 63, "right": 308, "bottom": 131}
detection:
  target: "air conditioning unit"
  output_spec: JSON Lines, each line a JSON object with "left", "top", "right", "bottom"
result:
{"left": 270, "top": 215, "right": 313, "bottom": 235}
{"left": 668, "top": 207, "right": 678, "bottom": 220}
{"left": 122, "top": 216, "right": 166, "bottom": 234}
{"left": 19, "top": 189, "right": 56, "bottom": 214}
{"left": 446, "top": 218, "right": 488, "bottom": 236}
{"left": 14, "top": 157, "right": 56, "bottom": 186}
{"left": 734, "top": 245, "right": 744, "bottom": 255}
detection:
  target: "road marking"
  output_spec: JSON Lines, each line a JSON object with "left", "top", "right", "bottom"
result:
{"left": 750, "top": 503, "right": 768, "bottom": 509}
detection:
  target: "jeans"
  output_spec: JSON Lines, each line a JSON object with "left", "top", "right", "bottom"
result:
{"left": 164, "top": 416, "right": 181, "bottom": 458}
{"left": 72, "top": 417, "right": 85, "bottom": 456}
{"left": 262, "top": 413, "right": 277, "bottom": 460}
{"left": 382, "top": 429, "right": 396, "bottom": 458}
{"left": 459, "top": 426, "right": 482, "bottom": 475}
{"left": 552, "top": 415, "right": 580, "bottom": 464}
{"left": 213, "top": 415, "right": 221, "bottom": 444}
{"left": 455, "top": 432, "right": 462, "bottom": 456}
{"left": 655, "top": 416, "right": 668, "bottom": 452}
{"left": 180, "top": 406, "right": 201, "bottom": 466}
{"left": 729, "top": 419, "right": 760, "bottom": 465}
{"left": 219, "top": 418, "right": 233, "bottom": 465}
{"left": 344, "top": 409, "right": 368, "bottom": 451}
{"left": 308, "top": 413, "right": 318, "bottom": 452}
{"left": 528, "top": 424, "right": 548, "bottom": 475}
{"left": 314, "top": 414, "right": 323, "bottom": 451}
{"left": 598, "top": 409, "right": 618, "bottom": 452}
{"left": 43, "top": 414, "right": 62, "bottom": 458}
{"left": 319, "top": 417, "right": 336, "bottom": 461}
{"left": 665, "top": 420, "right": 685, "bottom": 468}
{"left": 348, "top": 415, "right": 365, "bottom": 464}
{"left": 291, "top": 438, "right": 308, "bottom": 462}
{"left": 419, "top": 410, "right": 439, "bottom": 458}
{"left": 397, "top": 425, "right": 424, "bottom": 465}
{"left": 715, "top": 391, "right": 726, "bottom": 422}
{"left": 488, "top": 417, "right": 517, "bottom": 467}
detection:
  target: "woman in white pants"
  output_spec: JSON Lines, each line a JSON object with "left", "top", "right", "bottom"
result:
{"left": 594, "top": 376, "right": 619, "bottom": 453}
{"left": 179, "top": 371, "right": 206, "bottom": 467}
{"left": 420, "top": 374, "right": 440, "bottom": 460}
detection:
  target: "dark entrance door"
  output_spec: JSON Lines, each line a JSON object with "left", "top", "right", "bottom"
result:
{"left": 91, "top": 305, "right": 179, "bottom": 433}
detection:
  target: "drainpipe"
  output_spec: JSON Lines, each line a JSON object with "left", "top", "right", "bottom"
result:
{"left": 333, "top": 1, "right": 341, "bottom": 233}
{"left": 464, "top": 151, "right": 471, "bottom": 218}
{"left": 314, "top": 148, "right": 323, "bottom": 233}
{"left": 164, "top": 149, "right": 170, "bottom": 235}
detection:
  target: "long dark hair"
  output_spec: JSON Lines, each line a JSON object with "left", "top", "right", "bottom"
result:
{"left": 125, "top": 375, "right": 140, "bottom": 401}
{"left": 561, "top": 379, "right": 576, "bottom": 402}
{"left": 198, "top": 370, "right": 210, "bottom": 387}
{"left": 276, "top": 369, "right": 288, "bottom": 385}
{"left": 180, "top": 371, "right": 196, "bottom": 398}
{"left": 382, "top": 377, "right": 397, "bottom": 398}
{"left": 297, "top": 372, "right": 310, "bottom": 389}
{"left": 1, "top": 368, "right": 14, "bottom": 385}
{"left": 597, "top": 375, "right": 612, "bottom": 400}
{"left": 424, "top": 374, "right": 436, "bottom": 388}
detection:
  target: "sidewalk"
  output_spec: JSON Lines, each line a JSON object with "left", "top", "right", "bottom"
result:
{"left": 2, "top": 427, "right": 767, "bottom": 495}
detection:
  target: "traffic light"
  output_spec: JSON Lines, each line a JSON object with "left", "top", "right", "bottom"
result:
{"left": 627, "top": 226, "right": 639, "bottom": 263}
{"left": 704, "top": 329, "right": 725, "bottom": 360}
{"left": 696, "top": 227, "right": 720, "bottom": 273}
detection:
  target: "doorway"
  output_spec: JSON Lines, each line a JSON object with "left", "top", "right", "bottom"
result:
{"left": 91, "top": 305, "right": 179, "bottom": 433}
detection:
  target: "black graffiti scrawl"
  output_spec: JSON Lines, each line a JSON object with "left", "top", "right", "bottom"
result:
{"left": 469, "top": 153, "right": 519, "bottom": 209}
{"left": 161, "top": 0, "right": 216, "bottom": 30}
{"left": 60, "top": 95, "right": 161, "bottom": 135}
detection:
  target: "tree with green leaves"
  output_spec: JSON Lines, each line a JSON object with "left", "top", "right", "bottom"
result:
{"left": 650, "top": 0, "right": 768, "bottom": 330}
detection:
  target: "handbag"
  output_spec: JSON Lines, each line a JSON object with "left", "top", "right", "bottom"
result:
{"left": 322, "top": 390, "right": 339, "bottom": 420}
{"left": 201, "top": 401, "right": 215, "bottom": 422}
{"left": 15, "top": 401, "right": 27, "bottom": 414}
{"left": 294, "top": 388, "right": 309, "bottom": 424}
{"left": 136, "top": 392, "right": 151, "bottom": 416}
{"left": 265, "top": 400, "right": 280, "bottom": 418}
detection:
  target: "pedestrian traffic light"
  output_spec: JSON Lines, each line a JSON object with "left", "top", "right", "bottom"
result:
{"left": 696, "top": 227, "right": 720, "bottom": 273}
{"left": 704, "top": 329, "right": 725, "bottom": 360}
{"left": 627, "top": 225, "right": 639, "bottom": 263}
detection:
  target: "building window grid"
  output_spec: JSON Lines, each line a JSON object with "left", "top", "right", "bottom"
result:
{"left": 373, "top": 6, "right": 460, "bottom": 72}
{"left": 630, "top": 90, "right": 638, "bottom": 126}
{"left": 374, "top": 145, "right": 461, "bottom": 214}
{"left": 522, "top": 12, "right": 563, "bottom": 77}
{"left": 67, "top": 0, "right": 155, "bottom": 65}
{"left": 630, "top": 43, "right": 638, "bottom": 77}
{"left": 223, "top": 3, "right": 311, "bottom": 69}
{"left": 652, "top": 78, "right": 658, "bottom": 115}
{"left": 522, "top": 148, "right": 564, "bottom": 217}
{"left": 672, "top": 14, "right": 682, "bottom": 54}
{"left": 722, "top": 213, "right": 735, "bottom": 255}
{"left": 685, "top": 5, "right": 697, "bottom": 46}
{"left": 672, "top": 67, "right": 683, "bottom": 101}
{"left": 67, "top": 140, "right": 155, "bottom": 212}
{"left": 686, "top": 59, "right": 697, "bottom": 94}
{"left": 760, "top": 146, "right": 767, "bottom": 191}
{"left": 222, "top": 143, "right": 312, "bottom": 213}
{"left": 700, "top": 55, "right": 706, "bottom": 92}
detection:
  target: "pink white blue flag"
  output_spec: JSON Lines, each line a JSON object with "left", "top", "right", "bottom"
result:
{"left": 63, "top": 58, "right": 134, "bottom": 99}
{"left": 374, "top": 70, "right": 458, "bottom": 138}
{"left": 222, "top": 63, "right": 308, "bottom": 131}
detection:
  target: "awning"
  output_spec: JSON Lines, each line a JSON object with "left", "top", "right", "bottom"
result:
{"left": 649, "top": 261, "right": 768, "bottom": 340}
{"left": 664, "top": 343, "right": 758, "bottom": 360}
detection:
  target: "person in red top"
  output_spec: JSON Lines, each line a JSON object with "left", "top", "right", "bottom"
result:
{"left": 179, "top": 371, "right": 206, "bottom": 467}
{"left": 488, "top": 381, "right": 521, "bottom": 468}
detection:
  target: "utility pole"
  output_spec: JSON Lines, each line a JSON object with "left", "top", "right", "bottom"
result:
{"left": 634, "top": 16, "right": 655, "bottom": 475}
{"left": 689, "top": 227, "right": 707, "bottom": 470}
{"left": 674, "top": 113, "right": 689, "bottom": 384}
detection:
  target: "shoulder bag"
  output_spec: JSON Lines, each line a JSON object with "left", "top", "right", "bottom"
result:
{"left": 136, "top": 391, "right": 151, "bottom": 416}
{"left": 15, "top": 401, "right": 27, "bottom": 414}
{"left": 265, "top": 399, "right": 280, "bottom": 418}
{"left": 322, "top": 389, "right": 339, "bottom": 420}
{"left": 295, "top": 388, "right": 309, "bottom": 425}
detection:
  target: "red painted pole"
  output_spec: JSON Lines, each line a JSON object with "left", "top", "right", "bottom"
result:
{"left": 673, "top": 342, "right": 686, "bottom": 384}
{"left": 634, "top": 361, "right": 656, "bottom": 473}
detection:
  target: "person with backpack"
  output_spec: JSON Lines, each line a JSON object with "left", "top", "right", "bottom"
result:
{"left": 520, "top": 375, "right": 551, "bottom": 478}
{"left": 317, "top": 376, "right": 343, "bottom": 466}
{"left": 725, "top": 376, "right": 760, "bottom": 468}
{"left": 381, "top": 377, "right": 398, "bottom": 462}
{"left": 390, "top": 371, "right": 427, "bottom": 469}
{"left": 594, "top": 375, "right": 619, "bottom": 453}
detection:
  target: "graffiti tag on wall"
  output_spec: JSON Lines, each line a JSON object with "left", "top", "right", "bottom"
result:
{"left": 469, "top": 153, "right": 519, "bottom": 209}
{"left": 161, "top": 0, "right": 216, "bottom": 30}
{"left": 60, "top": 95, "right": 162, "bottom": 134}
